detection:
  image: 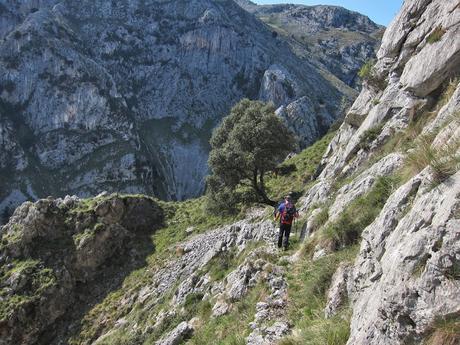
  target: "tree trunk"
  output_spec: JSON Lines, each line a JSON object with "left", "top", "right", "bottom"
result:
{"left": 252, "top": 169, "right": 276, "bottom": 206}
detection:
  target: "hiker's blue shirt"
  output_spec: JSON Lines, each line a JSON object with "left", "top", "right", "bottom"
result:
{"left": 277, "top": 202, "right": 295, "bottom": 213}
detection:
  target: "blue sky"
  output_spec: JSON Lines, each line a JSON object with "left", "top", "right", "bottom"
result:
{"left": 253, "top": 0, "right": 403, "bottom": 26}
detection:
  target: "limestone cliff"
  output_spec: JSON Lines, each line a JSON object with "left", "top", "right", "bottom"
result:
{"left": 0, "top": 0, "right": 360, "bottom": 217}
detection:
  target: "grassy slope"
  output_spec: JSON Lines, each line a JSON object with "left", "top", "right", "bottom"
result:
{"left": 266, "top": 131, "right": 335, "bottom": 202}
{"left": 68, "top": 195, "right": 240, "bottom": 345}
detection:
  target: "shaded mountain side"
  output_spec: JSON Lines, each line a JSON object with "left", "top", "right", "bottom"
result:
{"left": 0, "top": 0, "right": 359, "bottom": 218}
{"left": 235, "top": 0, "right": 384, "bottom": 88}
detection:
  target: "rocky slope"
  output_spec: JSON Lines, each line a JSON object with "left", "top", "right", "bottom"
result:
{"left": 0, "top": 194, "right": 164, "bottom": 344}
{"left": 235, "top": 0, "right": 384, "bottom": 88}
{"left": 0, "top": 0, "right": 459, "bottom": 344}
{"left": 0, "top": 0, "right": 362, "bottom": 218}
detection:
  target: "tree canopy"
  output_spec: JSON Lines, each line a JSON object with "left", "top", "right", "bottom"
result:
{"left": 207, "top": 99, "right": 296, "bottom": 211}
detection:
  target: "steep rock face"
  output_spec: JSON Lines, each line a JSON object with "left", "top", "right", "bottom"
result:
{"left": 0, "top": 0, "right": 356, "bottom": 217}
{"left": 298, "top": 0, "right": 460, "bottom": 344}
{"left": 235, "top": 0, "right": 384, "bottom": 88}
{"left": 348, "top": 170, "right": 459, "bottom": 344}
{"left": 318, "top": 3, "right": 460, "bottom": 179}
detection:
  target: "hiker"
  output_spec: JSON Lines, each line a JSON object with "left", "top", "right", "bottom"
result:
{"left": 274, "top": 195, "right": 299, "bottom": 250}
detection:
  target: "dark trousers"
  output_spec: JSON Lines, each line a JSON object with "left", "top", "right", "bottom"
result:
{"left": 278, "top": 223, "right": 292, "bottom": 249}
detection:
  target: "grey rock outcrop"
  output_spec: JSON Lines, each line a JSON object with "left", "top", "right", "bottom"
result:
{"left": 328, "top": 153, "right": 403, "bottom": 221}
{"left": 348, "top": 170, "right": 459, "bottom": 344}
{"left": 324, "top": 263, "right": 353, "bottom": 318}
{"left": 317, "top": 0, "right": 460, "bottom": 181}
{"left": 155, "top": 321, "right": 193, "bottom": 345}
{"left": 300, "top": 0, "right": 460, "bottom": 344}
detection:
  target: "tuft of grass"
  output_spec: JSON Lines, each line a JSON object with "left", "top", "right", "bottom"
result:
{"left": 357, "top": 59, "right": 375, "bottom": 80}
{"left": 425, "top": 316, "right": 460, "bottom": 345}
{"left": 406, "top": 136, "right": 460, "bottom": 185}
{"left": 321, "top": 175, "right": 399, "bottom": 250}
{"left": 426, "top": 26, "right": 446, "bottom": 44}
{"left": 358, "top": 124, "right": 384, "bottom": 150}
{"left": 357, "top": 59, "right": 387, "bottom": 89}
{"left": 309, "top": 207, "right": 330, "bottom": 234}
{"left": 186, "top": 283, "right": 268, "bottom": 345}
{"left": 411, "top": 253, "right": 432, "bottom": 278}
{"left": 205, "top": 249, "right": 238, "bottom": 281}
{"left": 282, "top": 246, "right": 357, "bottom": 345}
{"left": 438, "top": 78, "right": 459, "bottom": 109}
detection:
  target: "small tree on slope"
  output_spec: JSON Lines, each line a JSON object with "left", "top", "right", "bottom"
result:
{"left": 207, "top": 99, "right": 296, "bottom": 212}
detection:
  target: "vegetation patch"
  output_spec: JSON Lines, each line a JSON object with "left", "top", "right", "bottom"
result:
{"left": 281, "top": 246, "right": 358, "bottom": 345}
{"left": 426, "top": 26, "right": 446, "bottom": 44}
{"left": 153, "top": 196, "right": 240, "bottom": 259}
{"left": 412, "top": 253, "right": 432, "bottom": 278}
{"left": 425, "top": 315, "right": 460, "bottom": 345}
{"left": 311, "top": 207, "right": 330, "bottom": 232}
{"left": 207, "top": 99, "right": 296, "bottom": 210}
{"left": 406, "top": 136, "right": 460, "bottom": 185}
{"left": 358, "top": 124, "right": 384, "bottom": 150}
{"left": 321, "top": 176, "right": 399, "bottom": 249}
{"left": 0, "top": 260, "right": 57, "bottom": 320}
{"left": 358, "top": 59, "right": 387, "bottom": 89}
{"left": 266, "top": 131, "right": 336, "bottom": 202}
{"left": 187, "top": 283, "right": 269, "bottom": 345}
{"left": 0, "top": 224, "right": 24, "bottom": 249}
{"left": 357, "top": 59, "right": 375, "bottom": 80}
{"left": 69, "top": 195, "right": 241, "bottom": 344}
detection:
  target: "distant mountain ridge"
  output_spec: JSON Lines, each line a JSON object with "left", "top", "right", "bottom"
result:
{"left": 235, "top": 0, "right": 384, "bottom": 88}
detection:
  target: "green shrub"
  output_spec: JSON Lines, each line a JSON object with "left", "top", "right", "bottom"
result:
{"left": 427, "top": 26, "right": 446, "bottom": 44}
{"left": 358, "top": 59, "right": 375, "bottom": 80}
{"left": 358, "top": 124, "right": 384, "bottom": 150}
{"left": 357, "top": 59, "right": 387, "bottom": 89}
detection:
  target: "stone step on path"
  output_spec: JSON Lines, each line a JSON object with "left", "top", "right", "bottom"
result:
{"left": 245, "top": 249, "right": 301, "bottom": 345}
